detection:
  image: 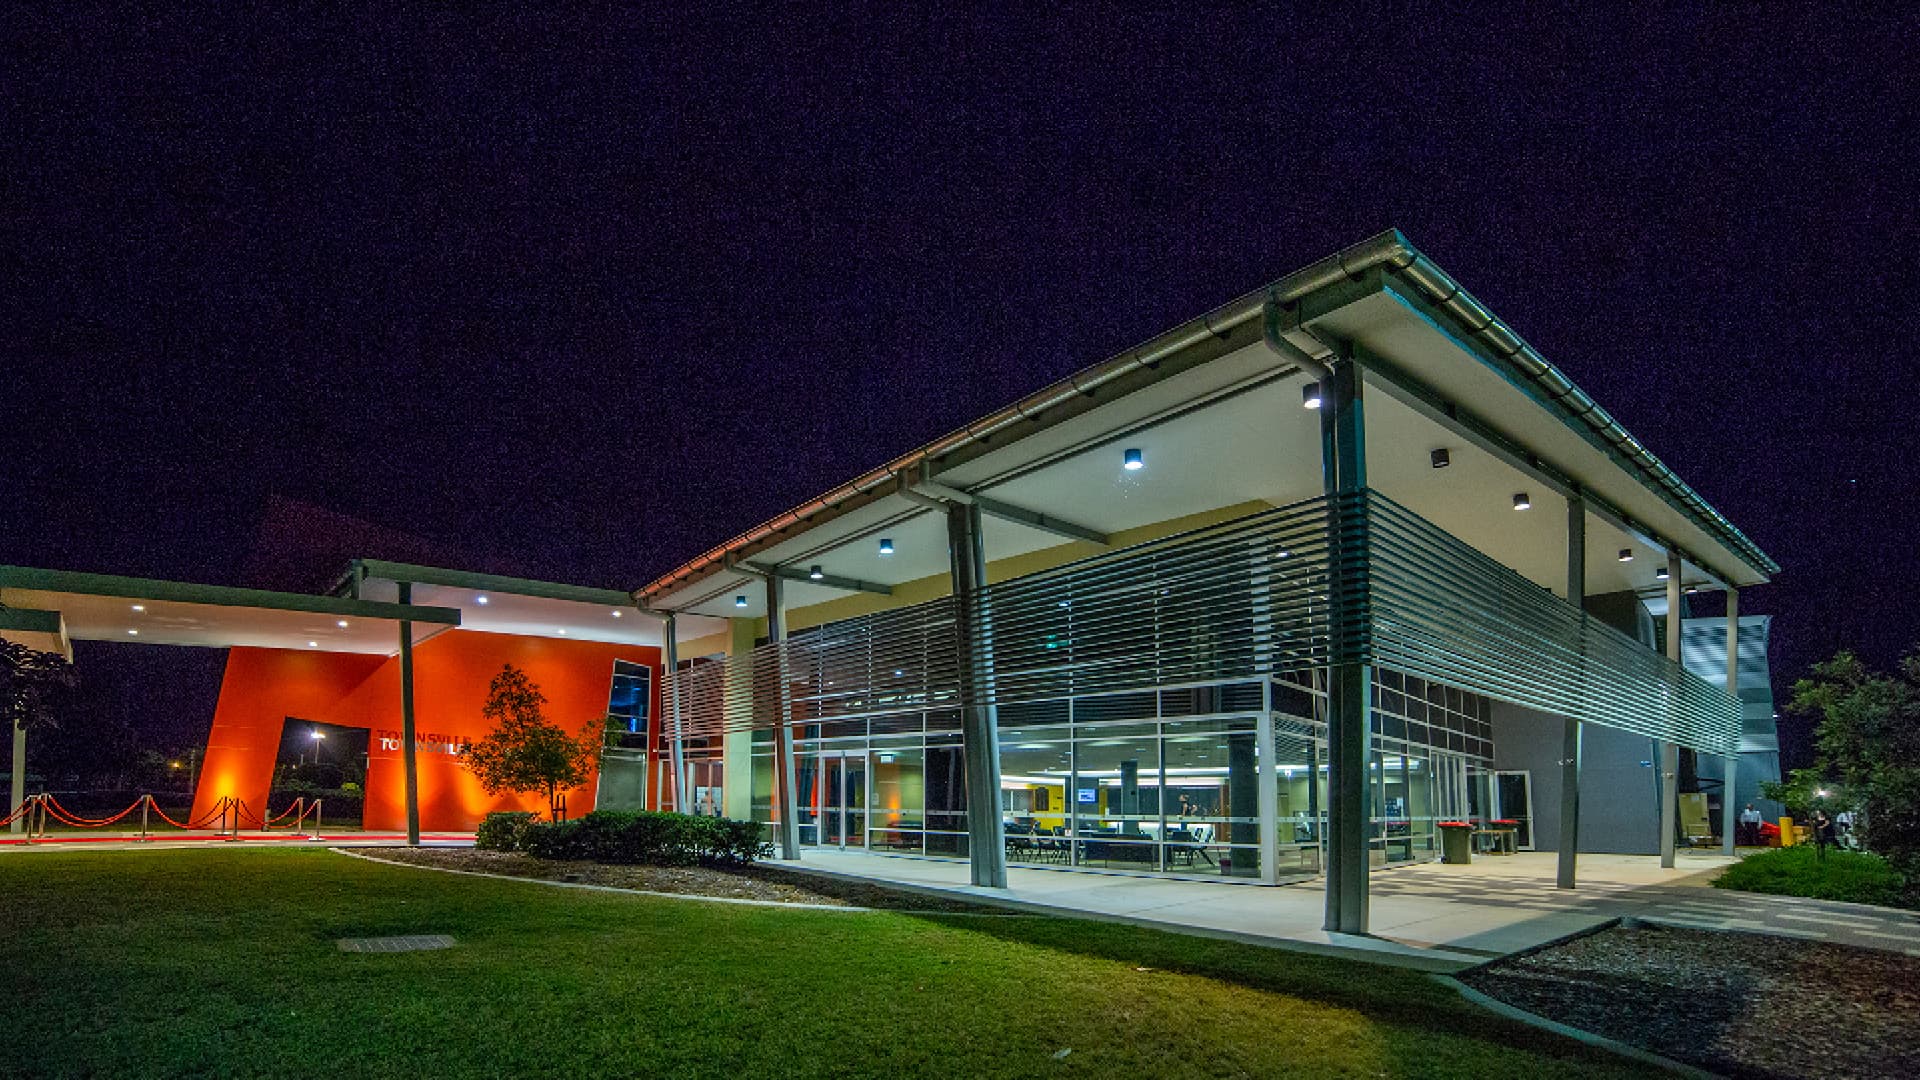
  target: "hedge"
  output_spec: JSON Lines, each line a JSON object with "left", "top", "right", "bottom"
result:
{"left": 475, "top": 809, "right": 770, "bottom": 866}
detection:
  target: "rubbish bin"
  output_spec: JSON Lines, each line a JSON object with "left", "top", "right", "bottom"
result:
{"left": 1438, "top": 821, "right": 1472, "bottom": 865}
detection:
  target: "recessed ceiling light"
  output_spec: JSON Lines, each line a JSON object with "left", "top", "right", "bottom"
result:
{"left": 1512, "top": 493, "right": 1531, "bottom": 511}
{"left": 1123, "top": 448, "right": 1144, "bottom": 471}
{"left": 1302, "top": 383, "right": 1323, "bottom": 409}
{"left": 131, "top": 604, "right": 145, "bottom": 613}
{"left": 475, "top": 595, "right": 489, "bottom": 605}
{"left": 878, "top": 538, "right": 894, "bottom": 556}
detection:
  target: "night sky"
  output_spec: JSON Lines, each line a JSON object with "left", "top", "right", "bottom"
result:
{"left": 5, "top": 9, "right": 1917, "bottom": 767}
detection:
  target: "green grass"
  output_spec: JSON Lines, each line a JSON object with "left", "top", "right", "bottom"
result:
{"left": 0, "top": 848, "right": 1640, "bottom": 1079}
{"left": 1712, "top": 845, "right": 1912, "bottom": 908}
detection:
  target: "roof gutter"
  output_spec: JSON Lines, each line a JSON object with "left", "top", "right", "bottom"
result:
{"left": 636, "top": 229, "right": 1776, "bottom": 604}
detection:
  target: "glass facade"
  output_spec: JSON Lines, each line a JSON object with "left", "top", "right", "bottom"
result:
{"left": 743, "top": 670, "right": 1493, "bottom": 882}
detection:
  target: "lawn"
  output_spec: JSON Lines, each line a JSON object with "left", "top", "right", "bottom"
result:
{"left": 0, "top": 848, "right": 1640, "bottom": 1079}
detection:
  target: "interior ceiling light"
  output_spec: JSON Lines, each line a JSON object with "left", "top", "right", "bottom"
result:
{"left": 611, "top": 610, "right": 623, "bottom": 617}
{"left": 1302, "top": 383, "right": 1324, "bottom": 410}
{"left": 1430, "top": 448, "right": 1451, "bottom": 469}
{"left": 127, "top": 628, "right": 138, "bottom": 636}
{"left": 1685, "top": 585, "right": 1700, "bottom": 594}
{"left": 131, "top": 604, "right": 145, "bottom": 612}
{"left": 1655, "top": 565, "right": 1669, "bottom": 580}
{"left": 809, "top": 565, "right": 824, "bottom": 580}
{"left": 735, "top": 595, "right": 748, "bottom": 607}
{"left": 556, "top": 628, "right": 568, "bottom": 635}
{"left": 1512, "top": 492, "right": 1531, "bottom": 511}
{"left": 475, "top": 595, "right": 489, "bottom": 605}
{"left": 1618, "top": 548, "right": 1634, "bottom": 562}
{"left": 878, "top": 538, "right": 894, "bottom": 555}
{"left": 336, "top": 619, "right": 349, "bottom": 628}
{"left": 1123, "top": 448, "right": 1144, "bottom": 471}
{"left": 307, "top": 640, "right": 318, "bottom": 647}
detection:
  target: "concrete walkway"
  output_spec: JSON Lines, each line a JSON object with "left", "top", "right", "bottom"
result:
{"left": 780, "top": 849, "right": 1920, "bottom": 971}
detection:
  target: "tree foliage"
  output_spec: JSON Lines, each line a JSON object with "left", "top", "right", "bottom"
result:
{"left": 460, "top": 665, "right": 601, "bottom": 819}
{"left": 1788, "top": 649, "right": 1920, "bottom": 891}
{"left": 0, "top": 638, "right": 78, "bottom": 735}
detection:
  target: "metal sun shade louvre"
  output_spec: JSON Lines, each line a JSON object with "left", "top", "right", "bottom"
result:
{"left": 1362, "top": 491, "right": 1741, "bottom": 757}
{"left": 666, "top": 489, "right": 1739, "bottom": 758}
{"left": 664, "top": 599, "right": 962, "bottom": 739}
{"left": 962, "top": 497, "right": 1336, "bottom": 705}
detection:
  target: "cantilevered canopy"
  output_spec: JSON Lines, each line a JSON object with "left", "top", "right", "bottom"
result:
{"left": 639, "top": 230, "right": 1775, "bottom": 620}
{"left": 0, "top": 566, "right": 460, "bottom": 654}
{"left": 345, "top": 560, "right": 728, "bottom": 646}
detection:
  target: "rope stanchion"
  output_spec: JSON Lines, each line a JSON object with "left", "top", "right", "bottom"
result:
{"left": 0, "top": 795, "right": 35, "bottom": 829}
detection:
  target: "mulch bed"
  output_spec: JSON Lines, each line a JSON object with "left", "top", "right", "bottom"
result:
{"left": 358, "top": 847, "right": 1009, "bottom": 914}
{"left": 1461, "top": 923, "right": 1920, "bottom": 1080}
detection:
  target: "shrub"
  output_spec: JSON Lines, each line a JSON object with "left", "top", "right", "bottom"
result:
{"left": 507, "top": 810, "right": 770, "bottom": 866}
{"left": 475, "top": 810, "right": 541, "bottom": 852}
{"left": 1713, "top": 845, "right": 1910, "bottom": 909}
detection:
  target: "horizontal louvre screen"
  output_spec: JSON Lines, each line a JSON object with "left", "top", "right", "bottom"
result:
{"left": 1365, "top": 492, "right": 1740, "bottom": 756}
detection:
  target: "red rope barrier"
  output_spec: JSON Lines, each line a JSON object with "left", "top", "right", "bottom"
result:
{"left": 262, "top": 797, "right": 306, "bottom": 826}
{"left": 0, "top": 798, "right": 35, "bottom": 828}
{"left": 41, "top": 794, "right": 144, "bottom": 827}
{"left": 148, "top": 797, "right": 231, "bottom": 830}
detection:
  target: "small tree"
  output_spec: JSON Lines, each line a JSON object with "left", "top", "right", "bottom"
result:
{"left": 1, "top": 638, "right": 78, "bottom": 737}
{"left": 460, "top": 665, "right": 601, "bottom": 820}
{"left": 1789, "top": 649, "right": 1920, "bottom": 891}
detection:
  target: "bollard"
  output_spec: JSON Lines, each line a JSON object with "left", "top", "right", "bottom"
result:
{"left": 140, "top": 794, "right": 150, "bottom": 843}
{"left": 312, "top": 799, "right": 322, "bottom": 840}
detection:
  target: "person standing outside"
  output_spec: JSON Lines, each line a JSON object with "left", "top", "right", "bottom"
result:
{"left": 1738, "top": 803, "right": 1763, "bottom": 847}
{"left": 1812, "top": 809, "right": 1834, "bottom": 860}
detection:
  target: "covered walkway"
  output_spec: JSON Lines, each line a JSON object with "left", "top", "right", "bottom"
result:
{"left": 782, "top": 849, "right": 1920, "bottom": 971}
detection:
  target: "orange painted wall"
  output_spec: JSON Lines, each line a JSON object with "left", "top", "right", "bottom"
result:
{"left": 193, "top": 631, "right": 662, "bottom": 832}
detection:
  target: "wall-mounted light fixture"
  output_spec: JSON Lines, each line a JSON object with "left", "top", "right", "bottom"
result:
{"left": 878, "top": 538, "right": 894, "bottom": 556}
{"left": 809, "top": 565, "right": 824, "bottom": 580}
{"left": 1655, "top": 565, "right": 1669, "bottom": 580}
{"left": 734, "top": 595, "right": 748, "bottom": 608}
{"left": 1512, "top": 492, "right": 1531, "bottom": 511}
{"left": 1618, "top": 548, "right": 1634, "bottom": 562}
{"left": 1123, "top": 448, "right": 1145, "bottom": 471}
{"left": 1430, "top": 448, "right": 1451, "bottom": 469}
{"left": 1302, "top": 383, "right": 1323, "bottom": 409}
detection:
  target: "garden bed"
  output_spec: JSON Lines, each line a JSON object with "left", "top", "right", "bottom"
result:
{"left": 359, "top": 847, "right": 1006, "bottom": 913}
{"left": 1461, "top": 922, "right": 1920, "bottom": 1079}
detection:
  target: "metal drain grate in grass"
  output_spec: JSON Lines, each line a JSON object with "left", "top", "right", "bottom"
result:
{"left": 336, "top": 934, "right": 456, "bottom": 953}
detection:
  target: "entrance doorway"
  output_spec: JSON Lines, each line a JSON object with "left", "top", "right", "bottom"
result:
{"left": 803, "top": 751, "right": 867, "bottom": 850}
{"left": 1493, "top": 770, "right": 1536, "bottom": 849}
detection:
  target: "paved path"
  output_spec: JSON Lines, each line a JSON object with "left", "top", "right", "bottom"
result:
{"left": 784, "top": 849, "right": 1920, "bottom": 970}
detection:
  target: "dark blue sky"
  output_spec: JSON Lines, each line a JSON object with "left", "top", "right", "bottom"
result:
{"left": 5, "top": 8, "right": 1917, "bottom": 763}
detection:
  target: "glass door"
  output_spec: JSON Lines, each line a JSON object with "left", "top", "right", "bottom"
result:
{"left": 1493, "top": 770, "right": 1536, "bottom": 849}
{"left": 817, "top": 752, "right": 868, "bottom": 849}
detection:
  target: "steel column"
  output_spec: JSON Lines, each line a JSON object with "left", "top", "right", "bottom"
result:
{"left": 1320, "top": 356, "right": 1370, "bottom": 934}
{"left": 8, "top": 721, "right": 23, "bottom": 835}
{"left": 397, "top": 581, "right": 420, "bottom": 846}
{"left": 1722, "top": 588, "right": 1740, "bottom": 856}
{"left": 766, "top": 574, "right": 801, "bottom": 860}
{"left": 662, "top": 612, "right": 687, "bottom": 814}
{"left": 949, "top": 500, "right": 1008, "bottom": 889}
{"left": 1558, "top": 491, "right": 1585, "bottom": 889}
{"left": 1659, "top": 550, "right": 1682, "bottom": 868}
